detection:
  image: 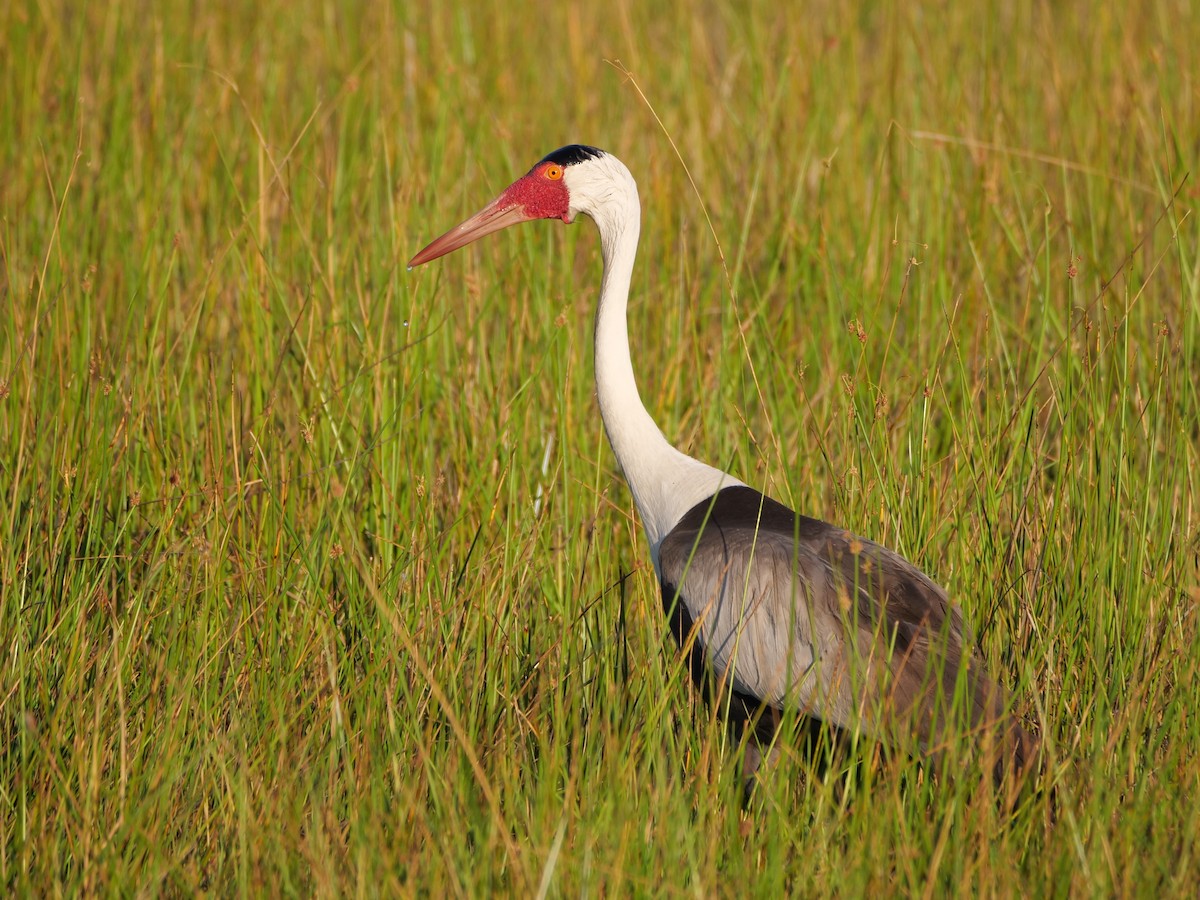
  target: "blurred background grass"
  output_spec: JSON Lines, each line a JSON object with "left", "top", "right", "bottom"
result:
{"left": 2, "top": 0, "right": 1198, "bottom": 894}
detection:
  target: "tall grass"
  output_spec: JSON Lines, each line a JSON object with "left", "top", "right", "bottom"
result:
{"left": 2, "top": 0, "right": 1197, "bottom": 894}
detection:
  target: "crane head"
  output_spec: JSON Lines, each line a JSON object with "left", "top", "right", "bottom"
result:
{"left": 408, "top": 145, "right": 606, "bottom": 269}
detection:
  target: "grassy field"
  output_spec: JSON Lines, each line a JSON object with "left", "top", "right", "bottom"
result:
{"left": 3, "top": 0, "right": 1198, "bottom": 894}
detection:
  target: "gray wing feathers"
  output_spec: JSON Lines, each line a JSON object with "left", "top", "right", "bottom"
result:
{"left": 659, "top": 501, "right": 1033, "bottom": 771}
{"left": 660, "top": 528, "right": 832, "bottom": 710}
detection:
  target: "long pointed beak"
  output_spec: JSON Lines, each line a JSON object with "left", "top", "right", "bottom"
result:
{"left": 408, "top": 195, "right": 536, "bottom": 269}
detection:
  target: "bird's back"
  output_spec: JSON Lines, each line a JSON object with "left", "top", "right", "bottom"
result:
{"left": 658, "top": 485, "right": 1035, "bottom": 780}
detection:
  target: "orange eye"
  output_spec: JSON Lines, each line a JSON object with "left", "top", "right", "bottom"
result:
{"left": 544, "top": 164, "right": 563, "bottom": 181}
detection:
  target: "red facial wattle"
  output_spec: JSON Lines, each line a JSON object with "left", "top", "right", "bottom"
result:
{"left": 500, "top": 167, "right": 571, "bottom": 222}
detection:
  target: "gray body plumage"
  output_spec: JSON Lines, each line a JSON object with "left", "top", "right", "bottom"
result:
{"left": 659, "top": 485, "right": 1033, "bottom": 782}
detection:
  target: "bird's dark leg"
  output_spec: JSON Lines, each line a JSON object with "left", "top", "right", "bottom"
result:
{"left": 738, "top": 703, "right": 783, "bottom": 805}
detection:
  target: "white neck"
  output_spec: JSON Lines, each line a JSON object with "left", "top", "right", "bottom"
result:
{"left": 571, "top": 157, "right": 743, "bottom": 570}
